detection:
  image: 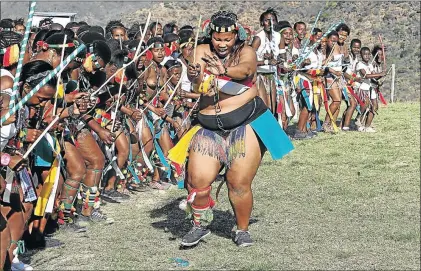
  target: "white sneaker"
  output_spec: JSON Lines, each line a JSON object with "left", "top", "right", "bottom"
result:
{"left": 364, "top": 127, "right": 376, "bottom": 133}
{"left": 358, "top": 126, "right": 365, "bottom": 132}
{"left": 11, "top": 256, "right": 33, "bottom": 271}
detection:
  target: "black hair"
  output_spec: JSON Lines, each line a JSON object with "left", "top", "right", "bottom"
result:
{"left": 127, "top": 39, "right": 140, "bottom": 51}
{"left": 106, "top": 38, "right": 121, "bottom": 52}
{"left": 163, "top": 22, "right": 177, "bottom": 35}
{"left": 109, "top": 49, "right": 128, "bottom": 68}
{"left": 63, "top": 28, "right": 76, "bottom": 40}
{"left": 20, "top": 60, "right": 57, "bottom": 89}
{"left": 32, "top": 29, "right": 49, "bottom": 52}
{"left": 65, "top": 21, "right": 79, "bottom": 29}
{"left": 76, "top": 25, "right": 90, "bottom": 37}
{"left": 360, "top": 46, "right": 370, "bottom": 56}
{"left": 336, "top": 23, "right": 350, "bottom": 35}
{"left": 44, "top": 29, "right": 61, "bottom": 41}
{"left": 148, "top": 22, "right": 162, "bottom": 32}
{"left": 79, "top": 31, "right": 106, "bottom": 44}
{"left": 109, "top": 49, "right": 137, "bottom": 80}
{"left": 147, "top": 36, "right": 164, "bottom": 47}
{"left": 211, "top": 10, "right": 238, "bottom": 29}
{"left": 90, "top": 25, "right": 105, "bottom": 36}
{"left": 128, "top": 23, "right": 140, "bottom": 39}
{"left": 312, "top": 27, "right": 322, "bottom": 35}
{"left": 178, "top": 29, "right": 194, "bottom": 43}
{"left": 13, "top": 18, "right": 25, "bottom": 27}
{"left": 91, "top": 40, "right": 112, "bottom": 64}
{"left": 179, "top": 25, "right": 194, "bottom": 31}
{"left": 44, "top": 33, "right": 76, "bottom": 58}
{"left": 106, "top": 20, "right": 126, "bottom": 35}
{"left": 0, "top": 19, "right": 14, "bottom": 30}
{"left": 274, "top": 21, "right": 291, "bottom": 32}
{"left": 163, "top": 33, "right": 179, "bottom": 44}
{"left": 327, "top": 30, "right": 339, "bottom": 39}
{"left": 39, "top": 18, "right": 53, "bottom": 29}
{"left": 372, "top": 45, "right": 382, "bottom": 62}
{"left": 78, "top": 21, "right": 89, "bottom": 26}
{"left": 350, "top": 38, "right": 361, "bottom": 48}
{"left": 0, "top": 31, "right": 22, "bottom": 49}
{"left": 164, "top": 59, "right": 182, "bottom": 71}
{"left": 50, "top": 23, "right": 64, "bottom": 31}
{"left": 293, "top": 21, "right": 306, "bottom": 31}
{"left": 372, "top": 45, "right": 382, "bottom": 55}
{"left": 0, "top": 31, "right": 22, "bottom": 69}
{"left": 259, "top": 8, "right": 278, "bottom": 24}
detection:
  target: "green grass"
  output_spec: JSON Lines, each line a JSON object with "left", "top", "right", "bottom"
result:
{"left": 25, "top": 102, "right": 420, "bottom": 270}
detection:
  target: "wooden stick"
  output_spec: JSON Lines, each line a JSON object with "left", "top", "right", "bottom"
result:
{"left": 370, "top": 51, "right": 379, "bottom": 66}
{"left": 128, "top": 62, "right": 153, "bottom": 90}
{"left": 182, "top": 97, "right": 200, "bottom": 126}
{"left": 134, "top": 13, "right": 151, "bottom": 59}
{"left": 391, "top": 64, "right": 395, "bottom": 103}
{"left": 22, "top": 116, "right": 59, "bottom": 159}
{"left": 110, "top": 69, "right": 125, "bottom": 133}
{"left": 163, "top": 78, "right": 183, "bottom": 109}
{"left": 90, "top": 44, "right": 153, "bottom": 96}
{"left": 139, "top": 74, "right": 175, "bottom": 114}
{"left": 90, "top": 13, "right": 152, "bottom": 97}
{"left": 53, "top": 34, "right": 67, "bottom": 116}
{"left": 193, "top": 15, "right": 202, "bottom": 64}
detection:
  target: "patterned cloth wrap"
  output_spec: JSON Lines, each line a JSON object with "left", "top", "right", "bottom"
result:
{"left": 93, "top": 108, "right": 112, "bottom": 128}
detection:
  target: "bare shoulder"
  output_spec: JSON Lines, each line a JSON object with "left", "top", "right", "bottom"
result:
{"left": 0, "top": 76, "right": 13, "bottom": 91}
{"left": 240, "top": 45, "right": 257, "bottom": 57}
{"left": 196, "top": 44, "right": 210, "bottom": 54}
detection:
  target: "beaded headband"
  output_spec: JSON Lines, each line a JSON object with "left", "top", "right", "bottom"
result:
{"left": 167, "top": 62, "right": 182, "bottom": 71}
{"left": 209, "top": 22, "right": 237, "bottom": 33}
{"left": 25, "top": 70, "right": 51, "bottom": 83}
{"left": 204, "top": 22, "right": 247, "bottom": 41}
{"left": 150, "top": 42, "right": 164, "bottom": 49}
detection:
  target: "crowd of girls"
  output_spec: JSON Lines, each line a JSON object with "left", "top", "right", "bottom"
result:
{"left": 0, "top": 7, "right": 387, "bottom": 269}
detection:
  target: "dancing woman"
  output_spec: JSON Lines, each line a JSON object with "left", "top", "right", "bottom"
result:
{"left": 168, "top": 11, "right": 293, "bottom": 247}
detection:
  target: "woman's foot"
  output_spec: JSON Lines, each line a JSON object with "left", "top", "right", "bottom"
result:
{"left": 11, "top": 256, "right": 33, "bottom": 271}
{"left": 180, "top": 223, "right": 211, "bottom": 247}
{"left": 363, "top": 126, "right": 376, "bottom": 133}
{"left": 149, "top": 181, "right": 171, "bottom": 190}
{"left": 322, "top": 122, "right": 333, "bottom": 133}
{"left": 233, "top": 230, "right": 254, "bottom": 247}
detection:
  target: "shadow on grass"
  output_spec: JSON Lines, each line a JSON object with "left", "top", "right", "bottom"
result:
{"left": 149, "top": 197, "right": 259, "bottom": 241}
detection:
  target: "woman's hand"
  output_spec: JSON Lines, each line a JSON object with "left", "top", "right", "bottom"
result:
{"left": 75, "top": 98, "right": 89, "bottom": 114}
{"left": 3, "top": 114, "right": 16, "bottom": 125}
{"left": 10, "top": 153, "right": 28, "bottom": 171}
{"left": 155, "top": 107, "right": 167, "bottom": 117}
{"left": 97, "top": 128, "right": 115, "bottom": 145}
{"left": 173, "top": 121, "right": 182, "bottom": 132}
{"left": 177, "top": 89, "right": 187, "bottom": 99}
{"left": 25, "top": 129, "right": 42, "bottom": 143}
{"left": 201, "top": 53, "right": 225, "bottom": 75}
{"left": 66, "top": 92, "right": 88, "bottom": 104}
{"left": 130, "top": 110, "right": 143, "bottom": 121}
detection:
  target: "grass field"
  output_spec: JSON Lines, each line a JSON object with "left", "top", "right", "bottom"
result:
{"left": 24, "top": 102, "right": 420, "bottom": 270}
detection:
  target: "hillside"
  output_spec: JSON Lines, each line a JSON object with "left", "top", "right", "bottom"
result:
{"left": 2, "top": 1, "right": 420, "bottom": 101}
